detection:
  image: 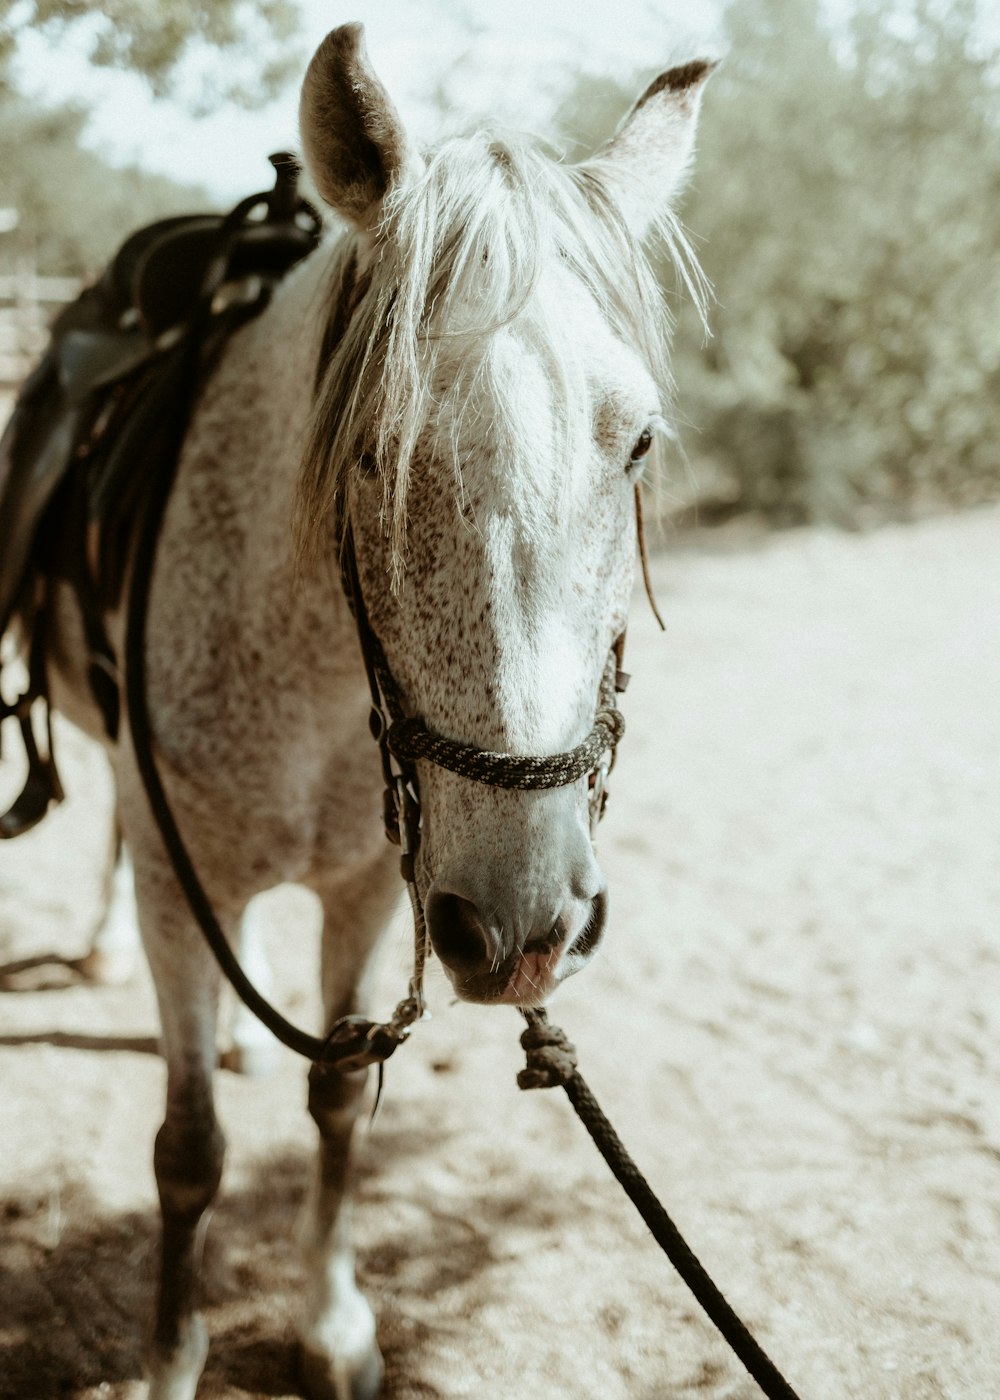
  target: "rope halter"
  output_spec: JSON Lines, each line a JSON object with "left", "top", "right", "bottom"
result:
{"left": 340, "top": 519, "right": 628, "bottom": 846}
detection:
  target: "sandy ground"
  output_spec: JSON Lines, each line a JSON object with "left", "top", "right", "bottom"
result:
{"left": 1, "top": 507, "right": 998, "bottom": 1400}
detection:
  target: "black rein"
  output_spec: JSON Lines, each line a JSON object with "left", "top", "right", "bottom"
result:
{"left": 120, "top": 193, "right": 805, "bottom": 1400}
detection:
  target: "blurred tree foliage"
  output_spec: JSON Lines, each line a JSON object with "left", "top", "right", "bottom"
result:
{"left": 0, "top": 93, "right": 208, "bottom": 274}
{"left": 559, "top": 0, "right": 1000, "bottom": 523}
{"left": 0, "top": 0, "right": 300, "bottom": 106}
{"left": 0, "top": 0, "right": 302, "bottom": 274}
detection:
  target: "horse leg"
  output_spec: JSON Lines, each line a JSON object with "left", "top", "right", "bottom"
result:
{"left": 298, "top": 848, "right": 400, "bottom": 1400}
{"left": 219, "top": 890, "right": 283, "bottom": 1078}
{"left": 78, "top": 810, "right": 140, "bottom": 985}
{"left": 131, "top": 841, "right": 229, "bottom": 1400}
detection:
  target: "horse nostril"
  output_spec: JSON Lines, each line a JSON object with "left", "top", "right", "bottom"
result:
{"left": 425, "top": 889, "right": 494, "bottom": 973}
{"left": 522, "top": 888, "right": 608, "bottom": 965}
{"left": 571, "top": 888, "right": 608, "bottom": 961}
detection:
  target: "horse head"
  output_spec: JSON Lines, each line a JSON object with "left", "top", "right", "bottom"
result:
{"left": 297, "top": 24, "right": 712, "bottom": 1008}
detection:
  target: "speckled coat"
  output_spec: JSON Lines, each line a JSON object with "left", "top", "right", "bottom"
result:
{"left": 44, "top": 22, "right": 713, "bottom": 1400}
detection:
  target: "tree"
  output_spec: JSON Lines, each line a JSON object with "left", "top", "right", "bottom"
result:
{"left": 556, "top": 0, "right": 1000, "bottom": 525}
{"left": 0, "top": 0, "right": 301, "bottom": 108}
{"left": 0, "top": 93, "right": 208, "bottom": 274}
{"left": 0, "top": 2, "right": 304, "bottom": 275}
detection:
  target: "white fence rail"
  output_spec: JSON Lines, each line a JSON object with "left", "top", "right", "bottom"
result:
{"left": 0, "top": 267, "right": 82, "bottom": 392}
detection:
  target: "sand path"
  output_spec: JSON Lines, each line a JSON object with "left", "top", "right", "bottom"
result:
{"left": 2, "top": 508, "right": 998, "bottom": 1399}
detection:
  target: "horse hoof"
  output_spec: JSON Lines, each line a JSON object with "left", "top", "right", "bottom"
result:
{"left": 299, "top": 1340, "right": 384, "bottom": 1400}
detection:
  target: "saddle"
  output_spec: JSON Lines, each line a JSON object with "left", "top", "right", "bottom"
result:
{"left": 0, "top": 154, "right": 321, "bottom": 837}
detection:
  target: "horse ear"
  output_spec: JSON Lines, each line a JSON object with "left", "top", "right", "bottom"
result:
{"left": 584, "top": 60, "right": 718, "bottom": 239}
{"left": 299, "top": 23, "right": 420, "bottom": 232}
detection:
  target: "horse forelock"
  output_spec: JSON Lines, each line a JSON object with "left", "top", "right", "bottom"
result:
{"left": 294, "top": 129, "right": 705, "bottom": 581}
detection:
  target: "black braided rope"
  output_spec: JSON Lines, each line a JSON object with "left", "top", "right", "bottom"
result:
{"left": 519, "top": 1009, "right": 803, "bottom": 1400}
{"left": 350, "top": 576, "right": 627, "bottom": 795}
{"left": 387, "top": 708, "right": 624, "bottom": 789}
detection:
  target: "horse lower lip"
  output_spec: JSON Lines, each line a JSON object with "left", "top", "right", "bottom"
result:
{"left": 505, "top": 968, "right": 555, "bottom": 1004}
{"left": 451, "top": 959, "right": 556, "bottom": 1007}
{"left": 493, "top": 978, "right": 553, "bottom": 1007}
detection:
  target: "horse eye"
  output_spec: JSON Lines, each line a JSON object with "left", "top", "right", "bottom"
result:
{"left": 628, "top": 428, "right": 654, "bottom": 470}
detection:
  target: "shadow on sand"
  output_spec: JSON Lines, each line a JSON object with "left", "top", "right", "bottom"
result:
{"left": 0, "top": 1114, "right": 584, "bottom": 1400}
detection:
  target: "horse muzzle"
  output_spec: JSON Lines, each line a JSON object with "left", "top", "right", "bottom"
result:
{"left": 424, "top": 882, "right": 609, "bottom": 1006}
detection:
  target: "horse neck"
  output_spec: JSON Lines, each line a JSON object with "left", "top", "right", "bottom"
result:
{"left": 187, "top": 233, "right": 357, "bottom": 671}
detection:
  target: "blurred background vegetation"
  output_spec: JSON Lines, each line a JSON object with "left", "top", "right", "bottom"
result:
{"left": 558, "top": 0, "right": 1000, "bottom": 526}
{"left": 1, "top": 0, "right": 997, "bottom": 527}
{"left": 0, "top": 0, "right": 299, "bottom": 270}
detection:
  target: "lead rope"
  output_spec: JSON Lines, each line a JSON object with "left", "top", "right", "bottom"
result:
{"left": 515, "top": 502, "right": 803, "bottom": 1397}
{"left": 518, "top": 1008, "right": 804, "bottom": 1400}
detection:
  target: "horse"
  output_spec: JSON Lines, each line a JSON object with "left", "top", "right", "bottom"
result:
{"left": 41, "top": 23, "right": 712, "bottom": 1399}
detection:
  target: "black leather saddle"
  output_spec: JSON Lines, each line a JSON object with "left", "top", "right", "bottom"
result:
{"left": 0, "top": 153, "right": 321, "bottom": 837}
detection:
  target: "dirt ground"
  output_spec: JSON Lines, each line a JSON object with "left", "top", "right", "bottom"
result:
{"left": 1, "top": 507, "right": 998, "bottom": 1400}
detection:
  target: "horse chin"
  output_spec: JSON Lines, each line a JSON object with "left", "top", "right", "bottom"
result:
{"left": 448, "top": 946, "right": 592, "bottom": 1008}
{"left": 449, "top": 971, "right": 557, "bottom": 1008}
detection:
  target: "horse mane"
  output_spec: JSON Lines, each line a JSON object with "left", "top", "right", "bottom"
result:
{"left": 294, "top": 129, "right": 706, "bottom": 580}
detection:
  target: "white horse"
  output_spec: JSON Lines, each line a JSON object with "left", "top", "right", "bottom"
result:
{"left": 48, "top": 23, "right": 712, "bottom": 1399}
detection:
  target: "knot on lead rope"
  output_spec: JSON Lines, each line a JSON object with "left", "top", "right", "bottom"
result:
{"left": 517, "top": 1012, "right": 578, "bottom": 1089}
{"left": 515, "top": 1008, "right": 805, "bottom": 1400}
{"left": 388, "top": 709, "right": 624, "bottom": 790}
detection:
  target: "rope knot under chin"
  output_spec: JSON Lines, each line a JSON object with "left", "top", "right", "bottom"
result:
{"left": 517, "top": 1011, "right": 578, "bottom": 1090}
